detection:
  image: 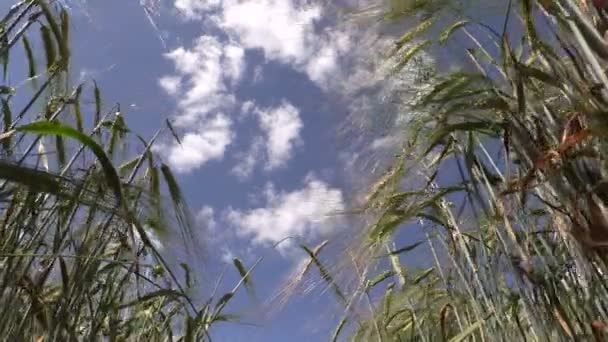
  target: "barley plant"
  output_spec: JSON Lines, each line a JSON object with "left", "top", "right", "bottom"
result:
{"left": 297, "top": 0, "right": 608, "bottom": 340}
{"left": 0, "top": 1, "right": 251, "bottom": 340}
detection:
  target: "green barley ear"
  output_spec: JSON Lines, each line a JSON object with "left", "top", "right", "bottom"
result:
{"left": 341, "top": 0, "right": 608, "bottom": 340}
{"left": 16, "top": 121, "right": 123, "bottom": 203}
{"left": 0, "top": 2, "right": 236, "bottom": 340}
{"left": 160, "top": 163, "right": 197, "bottom": 249}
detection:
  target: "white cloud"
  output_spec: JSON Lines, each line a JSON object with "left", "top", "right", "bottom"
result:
{"left": 162, "top": 36, "right": 227, "bottom": 126}
{"left": 158, "top": 75, "right": 182, "bottom": 96}
{"left": 195, "top": 205, "right": 239, "bottom": 263}
{"left": 174, "top": 0, "right": 220, "bottom": 19}
{"left": 226, "top": 176, "right": 345, "bottom": 254}
{"left": 232, "top": 137, "right": 263, "bottom": 180}
{"left": 230, "top": 101, "right": 303, "bottom": 178}
{"left": 241, "top": 100, "right": 255, "bottom": 115}
{"left": 171, "top": 0, "right": 352, "bottom": 89}
{"left": 304, "top": 29, "right": 351, "bottom": 89}
{"left": 219, "top": 0, "right": 321, "bottom": 64}
{"left": 216, "top": 0, "right": 351, "bottom": 89}
{"left": 257, "top": 101, "right": 303, "bottom": 170}
{"left": 219, "top": 247, "right": 236, "bottom": 264}
{"left": 223, "top": 44, "right": 245, "bottom": 83}
{"left": 196, "top": 205, "right": 217, "bottom": 231}
{"left": 159, "top": 114, "right": 233, "bottom": 173}
{"left": 305, "top": 45, "right": 338, "bottom": 87}
{"left": 158, "top": 35, "right": 246, "bottom": 172}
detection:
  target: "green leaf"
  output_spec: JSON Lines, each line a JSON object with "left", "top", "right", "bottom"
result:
{"left": 118, "top": 156, "right": 140, "bottom": 176}
{"left": 419, "top": 73, "right": 488, "bottom": 107}
{"left": 516, "top": 62, "right": 562, "bottom": 88}
{"left": 0, "top": 161, "right": 61, "bottom": 194}
{"left": 16, "top": 121, "right": 123, "bottom": 204}
{"left": 117, "top": 289, "right": 186, "bottom": 309}
{"left": 426, "top": 121, "right": 503, "bottom": 155}
{"left": 369, "top": 187, "right": 462, "bottom": 241}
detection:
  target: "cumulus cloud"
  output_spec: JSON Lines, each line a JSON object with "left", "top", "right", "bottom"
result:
{"left": 256, "top": 101, "right": 303, "bottom": 170}
{"left": 217, "top": 0, "right": 353, "bottom": 89}
{"left": 223, "top": 44, "right": 246, "bottom": 83}
{"left": 231, "top": 136, "right": 264, "bottom": 180}
{"left": 225, "top": 176, "right": 345, "bottom": 254}
{"left": 173, "top": 0, "right": 350, "bottom": 89}
{"left": 197, "top": 205, "right": 218, "bottom": 231}
{"left": 230, "top": 101, "right": 303, "bottom": 179}
{"left": 304, "top": 29, "right": 351, "bottom": 88}
{"left": 158, "top": 35, "right": 246, "bottom": 172}
{"left": 158, "top": 75, "right": 182, "bottom": 96}
{"left": 159, "top": 114, "right": 233, "bottom": 173}
{"left": 195, "top": 205, "right": 239, "bottom": 263}
{"left": 219, "top": 0, "right": 321, "bottom": 64}
{"left": 164, "top": 0, "right": 433, "bottom": 179}
{"left": 161, "top": 35, "right": 239, "bottom": 126}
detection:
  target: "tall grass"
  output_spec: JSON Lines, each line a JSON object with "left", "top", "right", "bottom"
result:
{"left": 0, "top": 1, "right": 252, "bottom": 340}
{"left": 291, "top": 0, "right": 608, "bottom": 340}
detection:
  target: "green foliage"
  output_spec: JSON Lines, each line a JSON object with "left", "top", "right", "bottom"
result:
{"left": 0, "top": 2, "right": 252, "bottom": 340}
{"left": 321, "top": 0, "right": 608, "bottom": 341}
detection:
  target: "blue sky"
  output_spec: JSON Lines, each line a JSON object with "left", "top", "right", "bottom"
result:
{"left": 3, "top": 0, "right": 509, "bottom": 340}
